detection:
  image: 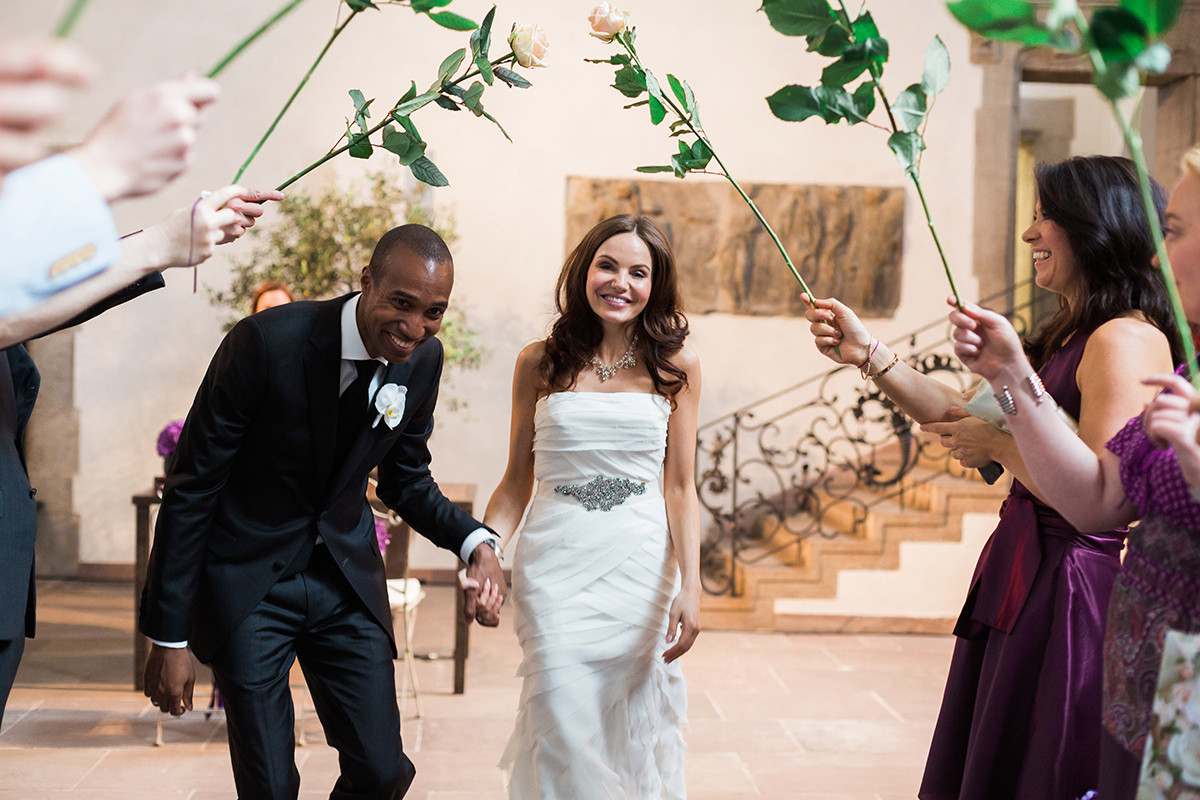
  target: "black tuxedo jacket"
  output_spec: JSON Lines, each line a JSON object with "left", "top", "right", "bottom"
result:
{"left": 139, "top": 295, "right": 480, "bottom": 663}
{"left": 0, "top": 273, "right": 165, "bottom": 642}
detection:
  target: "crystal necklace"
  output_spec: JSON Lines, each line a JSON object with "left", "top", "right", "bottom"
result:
{"left": 590, "top": 333, "right": 638, "bottom": 382}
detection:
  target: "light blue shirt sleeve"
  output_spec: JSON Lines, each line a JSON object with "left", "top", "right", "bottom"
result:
{"left": 0, "top": 154, "right": 122, "bottom": 317}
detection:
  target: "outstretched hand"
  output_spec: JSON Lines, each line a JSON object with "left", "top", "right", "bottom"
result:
{"left": 143, "top": 185, "right": 284, "bottom": 269}
{"left": 804, "top": 296, "right": 872, "bottom": 366}
{"left": 947, "top": 299, "right": 1028, "bottom": 381}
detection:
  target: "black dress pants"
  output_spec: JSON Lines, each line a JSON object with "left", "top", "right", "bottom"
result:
{"left": 0, "top": 635, "right": 26, "bottom": 727}
{"left": 209, "top": 544, "right": 413, "bottom": 800}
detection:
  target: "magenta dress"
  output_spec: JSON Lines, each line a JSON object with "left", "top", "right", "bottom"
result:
{"left": 1098, "top": 402, "right": 1200, "bottom": 798}
{"left": 919, "top": 328, "right": 1125, "bottom": 800}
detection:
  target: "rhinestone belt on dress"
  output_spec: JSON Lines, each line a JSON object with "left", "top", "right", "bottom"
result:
{"left": 554, "top": 476, "right": 646, "bottom": 512}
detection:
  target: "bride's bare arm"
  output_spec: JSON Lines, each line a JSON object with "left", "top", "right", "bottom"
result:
{"left": 482, "top": 342, "right": 544, "bottom": 552}
{"left": 662, "top": 345, "right": 702, "bottom": 664}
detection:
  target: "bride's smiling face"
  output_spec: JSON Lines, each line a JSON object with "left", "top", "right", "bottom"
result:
{"left": 585, "top": 232, "right": 653, "bottom": 325}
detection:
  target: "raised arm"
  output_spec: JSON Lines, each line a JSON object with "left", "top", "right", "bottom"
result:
{"left": 662, "top": 345, "right": 702, "bottom": 663}
{"left": 950, "top": 302, "right": 1170, "bottom": 530}
{"left": 805, "top": 296, "right": 963, "bottom": 423}
{"left": 0, "top": 185, "right": 281, "bottom": 347}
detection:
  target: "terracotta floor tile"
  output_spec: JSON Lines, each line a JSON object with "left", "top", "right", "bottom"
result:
{"left": 0, "top": 580, "right": 953, "bottom": 797}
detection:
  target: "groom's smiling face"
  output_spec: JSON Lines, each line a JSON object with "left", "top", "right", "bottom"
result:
{"left": 356, "top": 245, "right": 453, "bottom": 364}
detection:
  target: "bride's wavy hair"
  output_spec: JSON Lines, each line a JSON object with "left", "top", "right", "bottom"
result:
{"left": 541, "top": 214, "right": 690, "bottom": 404}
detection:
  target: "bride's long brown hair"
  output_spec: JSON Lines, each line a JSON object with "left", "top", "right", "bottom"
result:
{"left": 540, "top": 214, "right": 689, "bottom": 404}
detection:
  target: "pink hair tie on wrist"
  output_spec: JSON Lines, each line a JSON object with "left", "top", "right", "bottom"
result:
{"left": 857, "top": 338, "right": 879, "bottom": 371}
{"left": 188, "top": 190, "right": 210, "bottom": 292}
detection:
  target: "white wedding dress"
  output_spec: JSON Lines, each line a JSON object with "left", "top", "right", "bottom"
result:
{"left": 500, "top": 391, "right": 688, "bottom": 799}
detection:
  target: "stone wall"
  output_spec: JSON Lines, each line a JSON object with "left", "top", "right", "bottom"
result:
{"left": 566, "top": 178, "right": 905, "bottom": 317}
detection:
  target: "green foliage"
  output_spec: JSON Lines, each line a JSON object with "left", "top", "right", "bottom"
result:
{"left": 209, "top": 172, "right": 483, "bottom": 376}
{"left": 589, "top": 9, "right": 815, "bottom": 297}
{"left": 947, "top": 0, "right": 1183, "bottom": 98}
{"left": 277, "top": 3, "right": 538, "bottom": 191}
{"left": 761, "top": 1, "right": 962, "bottom": 304}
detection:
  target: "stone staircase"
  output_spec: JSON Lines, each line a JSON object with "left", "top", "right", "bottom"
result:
{"left": 699, "top": 440, "right": 1010, "bottom": 634}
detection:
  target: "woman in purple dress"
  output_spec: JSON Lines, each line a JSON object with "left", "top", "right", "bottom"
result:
{"left": 950, "top": 146, "right": 1200, "bottom": 799}
{"left": 805, "top": 155, "right": 1182, "bottom": 800}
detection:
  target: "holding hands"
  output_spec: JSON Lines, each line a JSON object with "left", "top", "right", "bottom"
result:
{"left": 458, "top": 541, "right": 507, "bottom": 627}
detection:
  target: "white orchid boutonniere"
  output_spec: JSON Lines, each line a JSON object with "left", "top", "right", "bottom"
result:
{"left": 373, "top": 383, "right": 407, "bottom": 429}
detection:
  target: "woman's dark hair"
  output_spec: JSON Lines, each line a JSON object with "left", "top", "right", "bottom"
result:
{"left": 541, "top": 214, "right": 689, "bottom": 403}
{"left": 1025, "top": 155, "right": 1182, "bottom": 368}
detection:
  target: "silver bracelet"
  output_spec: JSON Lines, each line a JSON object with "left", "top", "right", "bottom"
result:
{"left": 994, "top": 385, "right": 1017, "bottom": 416}
{"left": 1025, "top": 373, "right": 1047, "bottom": 405}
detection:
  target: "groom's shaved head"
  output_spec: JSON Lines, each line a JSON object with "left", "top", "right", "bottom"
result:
{"left": 368, "top": 224, "right": 453, "bottom": 279}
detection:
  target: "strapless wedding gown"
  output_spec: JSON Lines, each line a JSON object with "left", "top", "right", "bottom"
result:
{"left": 500, "top": 391, "right": 688, "bottom": 799}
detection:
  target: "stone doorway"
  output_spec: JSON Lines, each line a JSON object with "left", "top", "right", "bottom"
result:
{"left": 969, "top": 1, "right": 1200, "bottom": 312}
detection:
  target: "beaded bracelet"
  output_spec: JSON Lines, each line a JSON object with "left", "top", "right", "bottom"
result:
{"left": 864, "top": 352, "right": 900, "bottom": 381}
{"left": 994, "top": 385, "right": 1017, "bottom": 415}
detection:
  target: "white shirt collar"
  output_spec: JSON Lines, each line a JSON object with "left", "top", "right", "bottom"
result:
{"left": 340, "top": 294, "right": 385, "bottom": 364}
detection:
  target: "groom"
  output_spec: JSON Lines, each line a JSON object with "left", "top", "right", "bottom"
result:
{"left": 140, "top": 224, "right": 505, "bottom": 799}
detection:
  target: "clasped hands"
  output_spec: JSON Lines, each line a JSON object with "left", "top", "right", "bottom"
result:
{"left": 458, "top": 541, "right": 507, "bottom": 626}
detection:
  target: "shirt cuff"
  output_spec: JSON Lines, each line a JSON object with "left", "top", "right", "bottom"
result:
{"left": 149, "top": 638, "right": 188, "bottom": 649}
{"left": 459, "top": 527, "right": 500, "bottom": 564}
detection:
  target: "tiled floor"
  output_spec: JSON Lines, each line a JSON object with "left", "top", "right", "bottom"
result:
{"left": 0, "top": 580, "right": 954, "bottom": 799}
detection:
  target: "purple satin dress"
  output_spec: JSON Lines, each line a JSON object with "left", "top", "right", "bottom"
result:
{"left": 1098, "top": 397, "right": 1200, "bottom": 799}
{"left": 919, "top": 328, "right": 1125, "bottom": 800}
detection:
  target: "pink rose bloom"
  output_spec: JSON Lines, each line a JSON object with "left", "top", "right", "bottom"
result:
{"left": 508, "top": 23, "right": 549, "bottom": 68}
{"left": 588, "top": 3, "right": 629, "bottom": 42}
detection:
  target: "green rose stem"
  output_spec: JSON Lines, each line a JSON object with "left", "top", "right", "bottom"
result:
{"left": 1072, "top": 10, "right": 1198, "bottom": 384}
{"left": 273, "top": 52, "right": 518, "bottom": 192}
{"left": 615, "top": 43, "right": 815, "bottom": 304}
{"left": 233, "top": 7, "right": 361, "bottom": 182}
{"left": 834, "top": 0, "right": 962, "bottom": 309}
{"left": 54, "top": 0, "right": 91, "bottom": 38}
{"left": 206, "top": 0, "right": 308, "bottom": 79}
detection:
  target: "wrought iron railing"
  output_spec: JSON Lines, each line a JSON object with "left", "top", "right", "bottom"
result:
{"left": 696, "top": 283, "right": 1038, "bottom": 596}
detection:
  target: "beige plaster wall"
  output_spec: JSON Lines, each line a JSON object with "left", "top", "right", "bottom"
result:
{"left": 7, "top": 0, "right": 990, "bottom": 568}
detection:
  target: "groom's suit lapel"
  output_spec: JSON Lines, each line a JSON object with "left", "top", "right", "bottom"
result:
{"left": 323, "top": 342, "right": 417, "bottom": 503}
{"left": 302, "top": 299, "right": 343, "bottom": 495}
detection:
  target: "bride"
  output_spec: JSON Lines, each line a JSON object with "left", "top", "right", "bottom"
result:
{"left": 479, "top": 213, "right": 702, "bottom": 798}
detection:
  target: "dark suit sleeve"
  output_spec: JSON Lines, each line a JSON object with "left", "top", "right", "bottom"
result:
{"left": 30, "top": 273, "right": 165, "bottom": 339}
{"left": 374, "top": 343, "right": 482, "bottom": 560}
{"left": 139, "top": 317, "right": 267, "bottom": 641}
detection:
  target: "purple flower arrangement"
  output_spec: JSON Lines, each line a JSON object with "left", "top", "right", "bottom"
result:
{"left": 375, "top": 517, "right": 391, "bottom": 555}
{"left": 156, "top": 419, "right": 185, "bottom": 458}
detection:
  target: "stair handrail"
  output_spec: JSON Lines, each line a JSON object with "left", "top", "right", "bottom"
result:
{"left": 696, "top": 281, "right": 1038, "bottom": 596}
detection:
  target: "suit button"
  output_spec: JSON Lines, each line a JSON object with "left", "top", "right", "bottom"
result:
{"left": 272, "top": 561, "right": 285, "bottom": 571}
